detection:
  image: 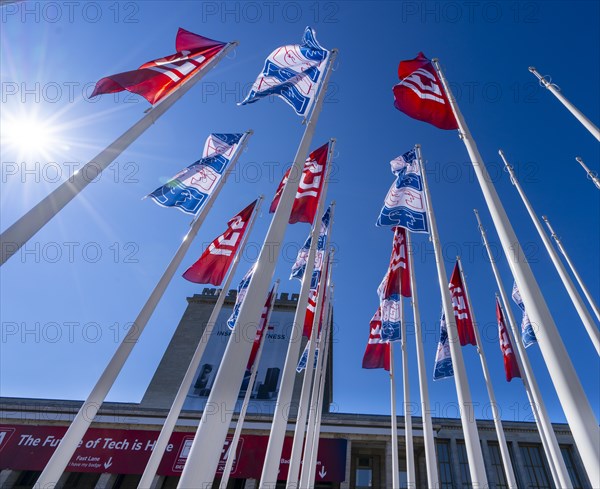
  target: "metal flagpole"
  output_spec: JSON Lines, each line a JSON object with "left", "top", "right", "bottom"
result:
{"left": 434, "top": 58, "right": 599, "bottom": 486}
{"left": 405, "top": 232, "right": 439, "bottom": 488}
{"left": 474, "top": 209, "right": 572, "bottom": 489}
{"left": 176, "top": 49, "right": 338, "bottom": 489}
{"left": 528, "top": 67, "right": 600, "bottom": 142}
{"left": 501, "top": 151, "right": 600, "bottom": 355}
{"left": 219, "top": 281, "right": 280, "bottom": 489}
{"left": 260, "top": 140, "right": 336, "bottom": 489}
{"left": 575, "top": 156, "right": 600, "bottom": 190}
{"left": 0, "top": 42, "right": 238, "bottom": 266}
{"left": 287, "top": 251, "right": 333, "bottom": 489}
{"left": 542, "top": 215, "right": 600, "bottom": 322}
{"left": 456, "top": 257, "right": 518, "bottom": 489}
{"left": 35, "top": 130, "right": 252, "bottom": 489}
{"left": 137, "top": 195, "right": 263, "bottom": 489}
{"left": 400, "top": 290, "right": 415, "bottom": 487}
{"left": 416, "top": 144, "right": 488, "bottom": 486}
{"left": 389, "top": 343, "right": 401, "bottom": 489}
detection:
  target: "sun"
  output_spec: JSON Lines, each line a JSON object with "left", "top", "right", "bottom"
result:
{"left": 1, "top": 114, "right": 58, "bottom": 161}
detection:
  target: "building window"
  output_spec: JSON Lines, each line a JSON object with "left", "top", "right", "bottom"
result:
{"left": 356, "top": 456, "right": 373, "bottom": 488}
{"left": 487, "top": 442, "right": 509, "bottom": 489}
{"left": 436, "top": 440, "right": 455, "bottom": 489}
{"left": 456, "top": 441, "right": 472, "bottom": 488}
{"left": 520, "top": 444, "right": 551, "bottom": 489}
{"left": 561, "top": 445, "right": 584, "bottom": 489}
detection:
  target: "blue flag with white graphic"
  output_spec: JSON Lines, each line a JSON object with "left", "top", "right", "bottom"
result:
{"left": 148, "top": 133, "right": 244, "bottom": 215}
{"left": 239, "top": 27, "right": 330, "bottom": 116}
{"left": 433, "top": 312, "right": 454, "bottom": 380}
{"left": 296, "top": 341, "right": 319, "bottom": 372}
{"left": 377, "top": 148, "right": 429, "bottom": 233}
{"left": 226, "top": 264, "right": 256, "bottom": 330}
{"left": 290, "top": 206, "right": 331, "bottom": 282}
{"left": 511, "top": 282, "right": 537, "bottom": 348}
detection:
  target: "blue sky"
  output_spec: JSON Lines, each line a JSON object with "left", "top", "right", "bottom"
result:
{"left": 1, "top": 1, "right": 599, "bottom": 425}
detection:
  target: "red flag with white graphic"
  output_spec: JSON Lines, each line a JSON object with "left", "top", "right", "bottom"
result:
{"left": 270, "top": 142, "right": 329, "bottom": 224}
{"left": 91, "top": 28, "right": 227, "bottom": 105}
{"left": 182, "top": 200, "right": 256, "bottom": 285}
{"left": 393, "top": 52, "right": 458, "bottom": 130}
{"left": 497, "top": 298, "right": 521, "bottom": 382}
{"left": 379, "top": 227, "right": 411, "bottom": 299}
{"left": 246, "top": 285, "right": 277, "bottom": 370}
{"left": 303, "top": 251, "right": 331, "bottom": 338}
{"left": 362, "top": 308, "right": 391, "bottom": 371}
{"left": 448, "top": 262, "right": 477, "bottom": 346}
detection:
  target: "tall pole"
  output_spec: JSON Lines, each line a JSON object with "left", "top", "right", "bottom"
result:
{"left": 457, "top": 257, "right": 517, "bottom": 488}
{"left": 416, "top": 144, "right": 488, "bottom": 486}
{"left": 219, "top": 281, "right": 279, "bottom": 489}
{"left": 474, "top": 208, "right": 573, "bottom": 489}
{"left": 501, "top": 151, "right": 600, "bottom": 355}
{"left": 528, "top": 67, "right": 600, "bottom": 142}
{"left": 542, "top": 215, "right": 600, "bottom": 322}
{"left": 400, "top": 291, "right": 415, "bottom": 487}
{"left": 405, "top": 232, "right": 439, "bottom": 488}
{"left": 137, "top": 196, "right": 263, "bottom": 489}
{"left": 575, "top": 156, "right": 600, "bottom": 190}
{"left": 434, "top": 58, "right": 599, "bottom": 486}
{"left": 389, "top": 343, "right": 400, "bottom": 489}
{"left": 176, "top": 50, "right": 338, "bottom": 489}
{"left": 0, "top": 42, "right": 238, "bottom": 266}
{"left": 260, "top": 140, "right": 336, "bottom": 489}
{"left": 35, "top": 130, "right": 252, "bottom": 489}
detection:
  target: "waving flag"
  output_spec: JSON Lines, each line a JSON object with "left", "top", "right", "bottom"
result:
{"left": 393, "top": 52, "right": 458, "bottom": 130}
{"left": 239, "top": 27, "right": 330, "bottom": 116}
{"left": 433, "top": 312, "right": 454, "bottom": 380}
{"left": 91, "top": 28, "right": 227, "bottom": 105}
{"left": 497, "top": 298, "right": 521, "bottom": 382}
{"left": 512, "top": 282, "right": 538, "bottom": 348}
{"left": 246, "top": 285, "right": 277, "bottom": 371}
{"left": 296, "top": 341, "right": 319, "bottom": 372}
{"left": 182, "top": 200, "right": 257, "bottom": 285}
{"left": 362, "top": 308, "right": 391, "bottom": 371}
{"left": 377, "top": 148, "right": 429, "bottom": 233}
{"left": 227, "top": 264, "right": 256, "bottom": 330}
{"left": 148, "top": 133, "right": 244, "bottom": 215}
{"left": 270, "top": 142, "right": 330, "bottom": 224}
{"left": 448, "top": 262, "right": 477, "bottom": 346}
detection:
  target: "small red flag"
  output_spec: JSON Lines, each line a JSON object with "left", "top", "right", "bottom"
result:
{"left": 362, "top": 308, "right": 391, "bottom": 371}
{"left": 393, "top": 52, "right": 458, "bottom": 130}
{"left": 303, "top": 251, "right": 331, "bottom": 338}
{"left": 497, "top": 298, "right": 521, "bottom": 382}
{"left": 91, "top": 28, "right": 227, "bottom": 105}
{"left": 379, "top": 227, "right": 412, "bottom": 299}
{"left": 246, "top": 285, "right": 277, "bottom": 371}
{"left": 448, "top": 262, "right": 477, "bottom": 347}
{"left": 182, "top": 200, "right": 256, "bottom": 285}
{"left": 270, "top": 142, "right": 329, "bottom": 224}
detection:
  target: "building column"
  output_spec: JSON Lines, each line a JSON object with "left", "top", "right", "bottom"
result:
{"left": 0, "top": 469, "right": 21, "bottom": 488}
{"left": 385, "top": 440, "right": 394, "bottom": 488}
{"left": 510, "top": 441, "right": 529, "bottom": 486}
{"left": 340, "top": 439, "right": 352, "bottom": 489}
{"left": 481, "top": 438, "right": 493, "bottom": 481}
{"left": 94, "top": 473, "right": 119, "bottom": 489}
{"left": 245, "top": 479, "right": 258, "bottom": 489}
{"left": 449, "top": 437, "right": 463, "bottom": 487}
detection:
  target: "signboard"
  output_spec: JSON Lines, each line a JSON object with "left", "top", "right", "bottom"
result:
{"left": 0, "top": 424, "right": 346, "bottom": 482}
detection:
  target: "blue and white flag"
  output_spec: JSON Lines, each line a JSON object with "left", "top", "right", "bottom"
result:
{"left": 239, "top": 27, "right": 330, "bottom": 116}
{"left": 433, "top": 312, "right": 454, "bottom": 380}
{"left": 511, "top": 282, "right": 537, "bottom": 348}
{"left": 226, "top": 264, "right": 256, "bottom": 330}
{"left": 377, "top": 147, "right": 429, "bottom": 233}
{"left": 148, "top": 133, "right": 245, "bottom": 215}
{"left": 296, "top": 341, "right": 319, "bottom": 373}
{"left": 377, "top": 275, "right": 401, "bottom": 342}
{"left": 290, "top": 205, "right": 331, "bottom": 281}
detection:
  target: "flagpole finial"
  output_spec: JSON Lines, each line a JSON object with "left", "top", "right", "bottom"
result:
{"left": 415, "top": 143, "right": 421, "bottom": 149}
{"left": 528, "top": 66, "right": 536, "bottom": 73}
{"left": 498, "top": 149, "right": 505, "bottom": 157}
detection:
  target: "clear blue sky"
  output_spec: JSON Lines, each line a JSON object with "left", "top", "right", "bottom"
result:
{"left": 1, "top": 1, "right": 599, "bottom": 425}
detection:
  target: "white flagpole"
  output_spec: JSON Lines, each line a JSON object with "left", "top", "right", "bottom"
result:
{"left": 528, "top": 67, "right": 600, "bottom": 142}
{"left": 176, "top": 49, "right": 338, "bottom": 489}
{"left": 501, "top": 151, "right": 600, "bottom": 355}
{"left": 474, "top": 209, "right": 572, "bottom": 489}
{"left": 433, "top": 58, "right": 599, "bottom": 486}
{"left": 575, "top": 156, "right": 600, "bottom": 190}
{"left": 416, "top": 144, "right": 489, "bottom": 486}
{"left": 406, "top": 232, "right": 439, "bottom": 488}
{"left": 389, "top": 343, "right": 401, "bottom": 489}
{"left": 137, "top": 195, "right": 263, "bottom": 489}
{"left": 456, "top": 257, "right": 518, "bottom": 488}
{"left": 260, "top": 140, "right": 336, "bottom": 489}
{"left": 0, "top": 42, "right": 238, "bottom": 266}
{"left": 287, "top": 251, "right": 333, "bottom": 489}
{"left": 35, "top": 130, "right": 252, "bottom": 489}
{"left": 219, "top": 280, "right": 280, "bottom": 489}
{"left": 400, "top": 289, "right": 415, "bottom": 487}
{"left": 542, "top": 215, "right": 600, "bottom": 322}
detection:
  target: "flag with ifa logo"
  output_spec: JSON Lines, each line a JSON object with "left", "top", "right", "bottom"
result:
{"left": 512, "top": 281, "right": 538, "bottom": 348}
{"left": 448, "top": 261, "right": 477, "bottom": 347}
{"left": 182, "top": 200, "right": 257, "bottom": 285}
{"left": 433, "top": 311, "right": 454, "bottom": 380}
{"left": 496, "top": 298, "right": 521, "bottom": 382}
{"left": 362, "top": 307, "right": 391, "bottom": 371}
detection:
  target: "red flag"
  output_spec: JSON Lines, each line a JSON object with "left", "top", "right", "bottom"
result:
{"left": 380, "top": 227, "right": 411, "bottom": 299}
{"left": 246, "top": 286, "right": 277, "bottom": 371}
{"left": 448, "top": 262, "right": 477, "bottom": 346}
{"left": 182, "top": 200, "right": 256, "bottom": 285}
{"left": 270, "top": 142, "right": 329, "bottom": 224}
{"left": 393, "top": 52, "right": 458, "bottom": 130}
{"left": 91, "top": 28, "right": 227, "bottom": 105}
{"left": 303, "top": 251, "right": 331, "bottom": 338}
{"left": 362, "top": 308, "right": 391, "bottom": 371}
{"left": 497, "top": 298, "right": 521, "bottom": 382}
